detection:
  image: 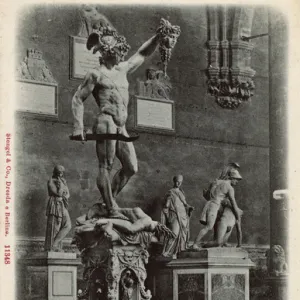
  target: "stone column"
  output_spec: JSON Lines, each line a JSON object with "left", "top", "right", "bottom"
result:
{"left": 268, "top": 8, "right": 288, "bottom": 300}
{"left": 268, "top": 8, "right": 288, "bottom": 261}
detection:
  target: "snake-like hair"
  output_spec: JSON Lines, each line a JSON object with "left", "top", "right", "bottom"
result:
{"left": 87, "top": 25, "right": 131, "bottom": 64}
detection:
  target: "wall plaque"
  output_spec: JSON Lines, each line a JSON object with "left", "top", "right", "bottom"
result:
{"left": 70, "top": 36, "right": 100, "bottom": 79}
{"left": 16, "top": 49, "right": 58, "bottom": 119}
{"left": 134, "top": 96, "right": 175, "bottom": 134}
{"left": 17, "top": 81, "right": 57, "bottom": 117}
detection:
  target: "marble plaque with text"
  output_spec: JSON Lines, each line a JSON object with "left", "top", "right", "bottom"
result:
{"left": 134, "top": 96, "right": 175, "bottom": 133}
{"left": 70, "top": 36, "right": 100, "bottom": 79}
{"left": 16, "top": 81, "right": 57, "bottom": 117}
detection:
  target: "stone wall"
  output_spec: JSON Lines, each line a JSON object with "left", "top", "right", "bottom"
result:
{"left": 15, "top": 4, "right": 270, "bottom": 245}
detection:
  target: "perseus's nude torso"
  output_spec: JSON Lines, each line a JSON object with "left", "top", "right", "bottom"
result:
{"left": 92, "top": 64, "right": 129, "bottom": 128}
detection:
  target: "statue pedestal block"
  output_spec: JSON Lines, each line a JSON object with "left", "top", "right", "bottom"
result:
{"left": 267, "top": 275, "right": 288, "bottom": 300}
{"left": 147, "top": 248, "right": 255, "bottom": 300}
{"left": 23, "top": 252, "right": 80, "bottom": 300}
{"left": 80, "top": 244, "right": 152, "bottom": 300}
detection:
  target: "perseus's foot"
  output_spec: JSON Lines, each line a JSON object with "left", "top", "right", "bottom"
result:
{"left": 51, "top": 246, "right": 64, "bottom": 252}
{"left": 107, "top": 209, "right": 129, "bottom": 221}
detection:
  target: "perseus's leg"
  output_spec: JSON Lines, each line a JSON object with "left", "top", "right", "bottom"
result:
{"left": 96, "top": 139, "right": 117, "bottom": 210}
{"left": 94, "top": 115, "right": 121, "bottom": 215}
{"left": 111, "top": 127, "right": 138, "bottom": 198}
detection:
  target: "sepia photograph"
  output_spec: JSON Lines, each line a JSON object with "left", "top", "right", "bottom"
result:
{"left": 0, "top": 1, "right": 299, "bottom": 300}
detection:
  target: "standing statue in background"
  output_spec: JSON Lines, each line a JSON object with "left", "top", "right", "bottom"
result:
{"left": 161, "top": 175, "right": 194, "bottom": 258}
{"left": 71, "top": 19, "right": 180, "bottom": 219}
{"left": 192, "top": 166, "right": 243, "bottom": 250}
{"left": 44, "top": 165, "right": 72, "bottom": 252}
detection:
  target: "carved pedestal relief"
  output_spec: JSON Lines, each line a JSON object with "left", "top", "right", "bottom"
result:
{"left": 207, "top": 7, "right": 257, "bottom": 109}
{"left": 79, "top": 245, "right": 151, "bottom": 300}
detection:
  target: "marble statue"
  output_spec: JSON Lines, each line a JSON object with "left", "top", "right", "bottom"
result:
{"left": 202, "top": 162, "right": 240, "bottom": 201}
{"left": 71, "top": 19, "right": 180, "bottom": 221}
{"left": 202, "top": 203, "right": 243, "bottom": 248}
{"left": 161, "top": 175, "right": 194, "bottom": 258}
{"left": 192, "top": 168, "right": 243, "bottom": 250}
{"left": 44, "top": 165, "right": 72, "bottom": 252}
{"left": 266, "top": 245, "right": 288, "bottom": 276}
{"left": 73, "top": 203, "right": 175, "bottom": 251}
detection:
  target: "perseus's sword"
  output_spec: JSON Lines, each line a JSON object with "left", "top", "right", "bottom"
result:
{"left": 69, "top": 133, "right": 140, "bottom": 142}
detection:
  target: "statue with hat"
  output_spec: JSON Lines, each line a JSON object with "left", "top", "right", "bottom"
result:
{"left": 44, "top": 165, "right": 72, "bottom": 252}
{"left": 192, "top": 164, "right": 243, "bottom": 250}
{"left": 70, "top": 19, "right": 180, "bottom": 220}
{"left": 161, "top": 175, "right": 194, "bottom": 258}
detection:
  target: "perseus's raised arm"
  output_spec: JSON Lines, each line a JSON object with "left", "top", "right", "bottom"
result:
{"left": 72, "top": 71, "right": 96, "bottom": 138}
{"left": 123, "top": 18, "right": 180, "bottom": 75}
{"left": 125, "top": 34, "right": 161, "bottom": 74}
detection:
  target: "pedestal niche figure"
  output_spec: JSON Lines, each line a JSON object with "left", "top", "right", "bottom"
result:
{"left": 161, "top": 175, "right": 194, "bottom": 258}
{"left": 192, "top": 169, "right": 243, "bottom": 250}
{"left": 70, "top": 19, "right": 180, "bottom": 220}
{"left": 44, "top": 165, "right": 72, "bottom": 252}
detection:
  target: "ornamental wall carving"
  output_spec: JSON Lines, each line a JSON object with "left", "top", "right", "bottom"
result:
{"left": 206, "top": 7, "right": 257, "bottom": 109}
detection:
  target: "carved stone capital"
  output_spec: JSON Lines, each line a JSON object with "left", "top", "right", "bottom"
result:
{"left": 206, "top": 7, "right": 256, "bottom": 109}
{"left": 207, "top": 76, "right": 255, "bottom": 109}
{"left": 207, "top": 67, "right": 220, "bottom": 77}
{"left": 220, "top": 40, "right": 230, "bottom": 49}
{"left": 231, "top": 67, "right": 256, "bottom": 78}
{"left": 207, "top": 40, "right": 220, "bottom": 49}
{"left": 231, "top": 40, "right": 254, "bottom": 51}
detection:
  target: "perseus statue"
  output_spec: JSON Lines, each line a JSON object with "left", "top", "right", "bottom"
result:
{"left": 70, "top": 19, "right": 180, "bottom": 220}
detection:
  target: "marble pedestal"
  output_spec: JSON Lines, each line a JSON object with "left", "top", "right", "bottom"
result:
{"left": 24, "top": 252, "right": 80, "bottom": 300}
{"left": 267, "top": 275, "right": 288, "bottom": 300}
{"left": 147, "top": 248, "right": 255, "bottom": 300}
{"left": 79, "top": 244, "right": 151, "bottom": 300}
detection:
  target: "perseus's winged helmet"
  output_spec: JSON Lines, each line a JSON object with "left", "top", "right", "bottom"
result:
{"left": 86, "top": 25, "right": 131, "bottom": 64}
